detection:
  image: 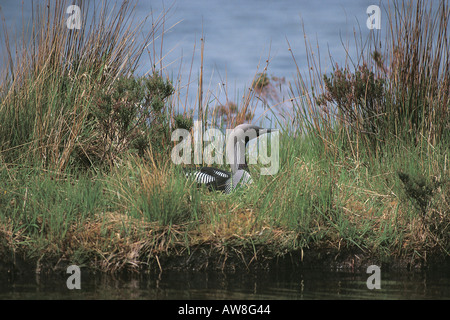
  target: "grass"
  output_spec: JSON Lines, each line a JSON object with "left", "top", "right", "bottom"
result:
{"left": 0, "top": 0, "right": 449, "bottom": 273}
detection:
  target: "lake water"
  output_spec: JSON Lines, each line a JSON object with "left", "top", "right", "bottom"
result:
{"left": 0, "top": 0, "right": 376, "bottom": 121}
{"left": 1, "top": 267, "right": 450, "bottom": 300}
{"left": 0, "top": 0, "right": 374, "bottom": 77}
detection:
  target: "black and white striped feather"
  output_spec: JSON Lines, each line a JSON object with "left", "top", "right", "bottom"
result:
{"left": 185, "top": 167, "right": 252, "bottom": 194}
{"left": 184, "top": 124, "right": 272, "bottom": 194}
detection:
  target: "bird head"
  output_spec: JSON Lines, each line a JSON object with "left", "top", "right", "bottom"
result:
{"left": 231, "top": 124, "right": 275, "bottom": 144}
{"left": 226, "top": 124, "right": 277, "bottom": 172}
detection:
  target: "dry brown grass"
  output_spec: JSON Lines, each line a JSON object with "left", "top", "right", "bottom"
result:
{"left": 62, "top": 211, "right": 187, "bottom": 272}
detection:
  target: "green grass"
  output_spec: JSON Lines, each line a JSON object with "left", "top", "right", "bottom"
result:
{"left": 0, "top": 131, "right": 449, "bottom": 272}
{"left": 0, "top": 0, "right": 449, "bottom": 272}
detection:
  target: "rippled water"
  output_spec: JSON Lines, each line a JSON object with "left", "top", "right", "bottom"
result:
{"left": 2, "top": 267, "right": 449, "bottom": 300}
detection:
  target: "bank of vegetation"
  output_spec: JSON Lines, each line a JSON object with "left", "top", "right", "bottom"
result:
{"left": 0, "top": 0, "right": 449, "bottom": 273}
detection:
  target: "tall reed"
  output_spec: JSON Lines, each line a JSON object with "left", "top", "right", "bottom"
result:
{"left": 283, "top": 0, "right": 450, "bottom": 262}
{"left": 0, "top": 0, "right": 165, "bottom": 171}
{"left": 291, "top": 0, "right": 449, "bottom": 156}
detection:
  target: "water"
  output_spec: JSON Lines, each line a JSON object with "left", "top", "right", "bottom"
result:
{"left": 132, "top": 0, "right": 374, "bottom": 84}
{"left": 1, "top": 268, "right": 450, "bottom": 300}
{"left": 0, "top": 0, "right": 375, "bottom": 118}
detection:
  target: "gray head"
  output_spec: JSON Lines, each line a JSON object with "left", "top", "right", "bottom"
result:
{"left": 226, "top": 123, "right": 275, "bottom": 173}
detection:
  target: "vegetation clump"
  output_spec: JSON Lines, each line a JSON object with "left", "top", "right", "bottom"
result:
{"left": 0, "top": 0, "right": 449, "bottom": 273}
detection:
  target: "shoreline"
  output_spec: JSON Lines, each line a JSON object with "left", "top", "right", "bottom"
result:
{"left": 2, "top": 243, "right": 449, "bottom": 275}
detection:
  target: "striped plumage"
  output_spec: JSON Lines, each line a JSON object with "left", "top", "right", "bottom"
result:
{"left": 185, "top": 124, "right": 272, "bottom": 194}
{"left": 185, "top": 166, "right": 253, "bottom": 194}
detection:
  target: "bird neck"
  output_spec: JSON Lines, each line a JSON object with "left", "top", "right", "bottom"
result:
{"left": 232, "top": 138, "right": 247, "bottom": 174}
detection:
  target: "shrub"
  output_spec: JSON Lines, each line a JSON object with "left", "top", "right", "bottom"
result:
{"left": 90, "top": 73, "right": 175, "bottom": 167}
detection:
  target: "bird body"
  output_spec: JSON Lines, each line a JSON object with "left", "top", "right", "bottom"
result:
{"left": 185, "top": 124, "right": 273, "bottom": 194}
{"left": 185, "top": 166, "right": 253, "bottom": 194}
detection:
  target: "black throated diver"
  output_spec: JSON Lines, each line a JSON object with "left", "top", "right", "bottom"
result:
{"left": 186, "top": 124, "right": 274, "bottom": 193}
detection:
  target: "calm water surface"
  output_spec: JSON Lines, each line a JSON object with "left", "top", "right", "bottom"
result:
{"left": 1, "top": 268, "right": 449, "bottom": 300}
{"left": 0, "top": 0, "right": 375, "bottom": 118}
